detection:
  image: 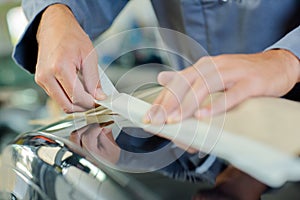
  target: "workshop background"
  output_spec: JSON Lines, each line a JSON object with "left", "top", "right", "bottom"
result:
{"left": 0, "top": 0, "right": 299, "bottom": 199}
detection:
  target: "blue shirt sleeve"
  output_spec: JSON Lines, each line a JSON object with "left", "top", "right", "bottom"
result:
{"left": 13, "top": 0, "right": 128, "bottom": 73}
{"left": 266, "top": 25, "right": 300, "bottom": 60}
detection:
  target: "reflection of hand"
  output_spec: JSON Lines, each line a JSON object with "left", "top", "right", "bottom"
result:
{"left": 70, "top": 125, "right": 121, "bottom": 164}
{"left": 193, "top": 165, "right": 267, "bottom": 200}
{"left": 144, "top": 50, "right": 300, "bottom": 124}
{"left": 35, "top": 4, "right": 106, "bottom": 113}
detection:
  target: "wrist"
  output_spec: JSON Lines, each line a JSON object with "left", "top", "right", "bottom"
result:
{"left": 279, "top": 49, "right": 300, "bottom": 82}
{"left": 266, "top": 49, "right": 300, "bottom": 83}
{"left": 37, "top": 4, "right": 75, "bottom": 43}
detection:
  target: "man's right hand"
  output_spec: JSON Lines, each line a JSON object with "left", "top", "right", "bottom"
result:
{"left": 35, "top": 4, "right": 106, "bottom": 113}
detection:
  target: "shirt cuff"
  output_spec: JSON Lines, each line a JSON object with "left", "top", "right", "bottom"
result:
{"left": 266, "top": 26, "right": 300, "bottom": 60}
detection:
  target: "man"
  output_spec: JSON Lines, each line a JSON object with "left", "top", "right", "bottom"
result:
{"left": 14, "top": 1, "right": 300, "bottom": 117}
{"left": 13, "top": 0, "right": 300, "bottom": 199}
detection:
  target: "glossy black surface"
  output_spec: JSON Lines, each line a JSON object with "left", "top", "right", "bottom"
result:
{"left": 0, "top": 104, "right": 204, "bottom": 200}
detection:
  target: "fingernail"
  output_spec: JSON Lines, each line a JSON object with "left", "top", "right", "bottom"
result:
{"left": 143, "top": 112, "right": 151, "bottom": 124}
{"left": 194, "top": 108, "right": 211, "bottom": 119}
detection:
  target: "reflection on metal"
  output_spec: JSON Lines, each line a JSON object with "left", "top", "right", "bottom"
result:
{"left": 78, "top": 159, "right": 106, "bottom": 182}
{"left": 0, "top": 88, "right": 173, "bottom": 200}
{"left": 0, "top": 130, "right": 159, "bottom": 199}
{"left": 0, "top": 87, "right": 179, "bottom": 199}
{"left": 45, "top": 121, "right": 75, "bottom": 132}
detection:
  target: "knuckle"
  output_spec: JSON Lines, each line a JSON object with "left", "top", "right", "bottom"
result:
{"left": 199, "top": 56, "right": 211, "bottom": 63}
{"left": 213, "top": 55, "right": 236, "bottom": 69}
{"left": 34, "top": 74, "right": 41, "bottom": 84}
{"left": 52, "top": 63, "right": 63, "bottom": 75}
{"left": 211, "top": 56, "right": 225, "bottom": 68}
{"left": 204, "top": 56, "right": 219, "bottom": 66}
{"left": 50, "top": 56, "right": 68, "bottom": 74}
{"left": 178, "top": 70, "right": 186, "bottom": 77}
{"left": 178, "top": 71, "right": 193, "bottom": 85}
{"left": 34, "top": 72, "right": 46, "bottom": 85}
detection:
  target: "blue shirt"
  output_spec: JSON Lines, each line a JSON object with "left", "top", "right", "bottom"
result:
{"left": 13, "top": 0, "right": 300, "bottom": 73}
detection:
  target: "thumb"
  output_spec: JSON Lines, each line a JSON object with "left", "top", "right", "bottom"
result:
{"left": 82, "top": 50, "right": 106, "bottom": 100}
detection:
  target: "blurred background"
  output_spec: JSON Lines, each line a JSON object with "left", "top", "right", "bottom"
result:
{"left": 0, "top": 0, "right": 46, "bottom": 151}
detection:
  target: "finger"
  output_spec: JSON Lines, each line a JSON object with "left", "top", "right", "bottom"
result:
{"left": 152, "top": 71, "right": 181, "bottom": 106}
{"left": 145, "top": 65, "right": 208, "bottom": 124}
{"left": 193, "top": 64, "right": 257, "bottom": 118}
{"left": 98, "top": 128, "right": 118, "bottom": 148}
{"left": 69, "top": 131, "right": 80, "bottom": 145}
{"left": 101, "top": 128, "right": 114, "bottom": 141}
{"left": 195, "top": 81, "right": 251, "bottom": 118}
{"left": 167, "top": 77, "right": 208, "bottom": 123}
{"left": 152, "top": 89, "right": 168, "bottom": 105}
{"left": 81, "top": 126, "right": 100, "bottom": 150}
{"left": 194, "top": 56, "right": 217, "bottom": 75}
{"left": 42, "top": 77, "right": 86, "bottom": 113}
{"left": 144, "top": 77, "right": 181, "bottom": 124}
{"left": 82, "top": 50, "right": 106, "bottom": 100}
{"left": 150, "top": 72, "right": 196, "bottom": 124}
{"left": 189, "top": 63, "right": 251, "bottom": 119}
{"left": 156, "top": 61, "right": 219, "bottom": 120}
{"left": 69, "top": 125, "right": 89, "bottom": 145}
{"left": 55, "top": 62, "right": 96, "bottom": 109}
{"left": 143, "top": 89, "right": 167, "bottom": 123}
{"left": 167, "top": 68, "right": 227, "bottom": 123}
{"left": 157, "top": 71, "right": 176, "bottom": 86}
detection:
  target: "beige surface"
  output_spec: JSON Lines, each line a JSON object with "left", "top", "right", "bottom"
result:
{"left": 212, "top": 97, "right": 300, "bottom": 155}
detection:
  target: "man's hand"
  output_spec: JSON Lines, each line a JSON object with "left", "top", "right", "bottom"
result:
{"left": 35, "top": 4, "right": 106, "bottom": 113}
{"left": 144, "top": 50, "right": 300, "bottom": 124}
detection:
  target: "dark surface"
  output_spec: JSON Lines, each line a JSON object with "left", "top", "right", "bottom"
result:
{"left": 0, "top": 115, "right": 299, "bottom": 200}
